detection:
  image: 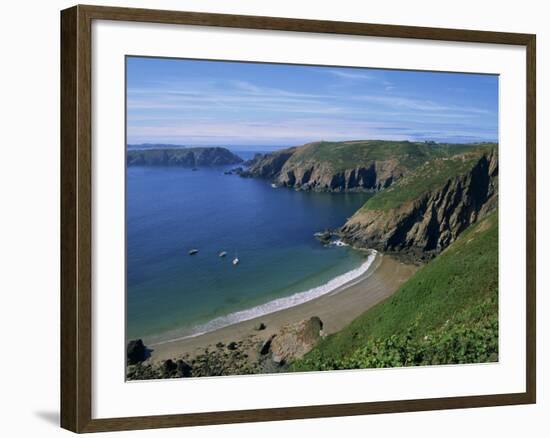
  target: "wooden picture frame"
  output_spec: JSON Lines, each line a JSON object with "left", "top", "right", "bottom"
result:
{"left": 60, "top": 4, "right": 536, "bottom": 433}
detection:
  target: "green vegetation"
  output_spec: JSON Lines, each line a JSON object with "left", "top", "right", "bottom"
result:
{"left": 361, "top": 144, "right": 496, "bottom": 211}
{"left": 291, "top": 211, "right": 498, "bottom": 371}
{"left": 126, "top": 147, "right": 243, "bottom": 166}
{"left": 285, "top": 140, "right": 491, "bottom": 172}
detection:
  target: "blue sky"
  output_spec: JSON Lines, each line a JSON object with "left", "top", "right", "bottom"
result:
{"left": 126, "top": 57, "right": 498, "bottom": 149}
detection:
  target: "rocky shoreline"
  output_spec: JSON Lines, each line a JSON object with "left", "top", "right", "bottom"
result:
{"left": 127, "top": 317, "right": 325, "bottom": 380}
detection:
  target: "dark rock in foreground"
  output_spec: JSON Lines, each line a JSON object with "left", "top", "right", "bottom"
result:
{"left": 126, "top": 317, "right": 325, "bottom": 380}
{"left": 254, "top": 322, "right": 267, "bottom": 331}
{"left": 259, "top": 335, "right": 275, "bottom": 355}
{"left": 162, "top": 359, "right": 177, "bottom": 377}
{"left": 127, "top": 339, "right": 147, "bottom": 364}
{"left": 176, "top": 359, "right": 192, "bottom": 377}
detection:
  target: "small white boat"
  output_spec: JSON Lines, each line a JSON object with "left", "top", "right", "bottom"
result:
{"left": 188, "top": 249, "right": 199, "bottom": 255}
{"left": 219, "top": 251, "right": 227, "bottom": 257}
{"left": 232, "top": 257, "right": 239, "bottom": 265}
{"left": 271, "top": 183, "right": 277, "bottom": 188}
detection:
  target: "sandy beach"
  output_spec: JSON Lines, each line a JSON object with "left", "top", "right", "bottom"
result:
{"left": 145, "top": 254, "right": 417, "bottom": 365}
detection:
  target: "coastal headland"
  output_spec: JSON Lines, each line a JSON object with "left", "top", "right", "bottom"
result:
{"left": 126, "top": 140, "right": 499, "bottom": 379}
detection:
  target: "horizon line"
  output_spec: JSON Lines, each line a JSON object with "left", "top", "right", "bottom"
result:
{"left": 127, "top": 139, "right": 499, "bottom": 147}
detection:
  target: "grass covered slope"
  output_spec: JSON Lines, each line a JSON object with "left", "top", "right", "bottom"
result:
{"left": 245, "top": 140, "right": 495, "bottom": 193}
{"left": 361, "top": 143, "right": 497, "bottom": 211}
{"left": 284, "top": 140, "right": 480, "bottom": 173}
{"left": 340, "top": 145, "right": 498, "bottom": 262}
{"left": 292, "top": 211, "right": 498, "bottom": 371}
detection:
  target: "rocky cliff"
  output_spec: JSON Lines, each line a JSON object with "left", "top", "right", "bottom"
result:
{"left": 241, "top": 147, "right": 297, "bottom": 178}
{"left": 340, "top": 148, "right": 498, "bottom": 263}
{"left": 241, "top": 140, "right": 478, "bottom": 192}
{"left": 276, "top": 158, "right": 407, "bottom": 192}
{"left": 127, "top": 147, "right": 243, "bottom": 167}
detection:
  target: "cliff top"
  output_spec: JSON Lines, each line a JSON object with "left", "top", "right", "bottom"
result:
{"left": 283, "top": 140, "right": 494, "bottom": 172}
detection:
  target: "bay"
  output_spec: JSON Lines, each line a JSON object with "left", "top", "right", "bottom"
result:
{"left": 126, "top": 151, "right": 373, "bottom": 342}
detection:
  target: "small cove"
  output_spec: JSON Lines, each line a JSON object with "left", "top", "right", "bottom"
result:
{"left": 126, "top": 152, "right": 374, "bottom": 342}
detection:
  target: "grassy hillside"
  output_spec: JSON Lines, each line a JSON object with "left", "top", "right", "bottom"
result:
{"left": 284, "top": 140, "right": 490, "bottom": 172}
{"left": 361, "top": 144, "right": 496, "bottom": 211}
{"left": 291, "top": 210, "right": 498, "bottom": 371}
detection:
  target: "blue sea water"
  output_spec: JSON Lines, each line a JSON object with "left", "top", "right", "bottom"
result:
{"left": 126, "top": 152, "right": 373, "bottom": 342}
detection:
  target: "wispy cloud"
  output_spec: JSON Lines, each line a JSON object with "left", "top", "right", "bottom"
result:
{"left": 128, "top": 80, "right": 490, "bottom": 117}
{"left": 352, "top": 95, "right": 492, "bottom": 114}
{"left": 127, "top": 80, "right": 337, "bottom": 115}
{"left": 127, "top": 117, "right": 415, "bottom": 145}
{"left": 325, "top": 70, "right": 375, "bottom": 81}
{"left": 126, "top": 59, "right": 498, "bottom": 145}
{"left": 325, "top": 69, "right": 396, "bottom": 93}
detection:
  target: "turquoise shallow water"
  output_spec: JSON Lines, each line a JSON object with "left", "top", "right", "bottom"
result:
{"left": 126, "top": 153, "right": 373, "bottom": 342}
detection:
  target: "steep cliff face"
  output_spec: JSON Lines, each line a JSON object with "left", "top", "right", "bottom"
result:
{"left": 276, "top": 158, "right": 406, "bottom": 192}
{"left": 242, "top": 147, "right": 297, "bottom": 178}
{"left": 243, "top": 140, "right": 458, "bottom": 191}
{"left": 340, "top": 149, "right": 498, "bottom": 263}
{"left": 242, "top": 140, "right": 499, "bottom": 263}
{"left": 126, "top": 147, "right": 243, "bottom": 167}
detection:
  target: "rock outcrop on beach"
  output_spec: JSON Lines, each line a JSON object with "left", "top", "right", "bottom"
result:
{"left": 340, "top": 147, "right": 498, "bottom": 263}
{"left": 126, "top": 147, "right": 243, "bottom": 167}
{"left": 241, "top": 140, "right": 481, "bottom": 192}
{"left": 126, "top": 337, "right": 262, "bottom": 380}
{"left": 269, "top": 317, "right": 324, "bottom": 364}
{"left": 126, "top": 339, "right": 147, "bottom": 364}
{"left": 126, "top": 317, "right": 326, "bottom": 380}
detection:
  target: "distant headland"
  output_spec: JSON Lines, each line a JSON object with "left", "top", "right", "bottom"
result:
{"left": 126, "top": 147, "right": 243, "bottom": 167}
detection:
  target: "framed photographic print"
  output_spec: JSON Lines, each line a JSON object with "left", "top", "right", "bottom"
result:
{"left": 60, "top": 4, "right": 536, "bottom": 433}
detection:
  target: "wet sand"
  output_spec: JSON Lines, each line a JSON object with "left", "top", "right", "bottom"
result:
{"left": 147, "top": 254, "right": 417, "bottom": 364}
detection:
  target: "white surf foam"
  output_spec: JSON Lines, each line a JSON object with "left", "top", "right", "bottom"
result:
{"left": 328, "top": 239, "right": 348, "bottom": 247}
{"left": 152, "top": 250, "right": 378, "bottom": 346}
